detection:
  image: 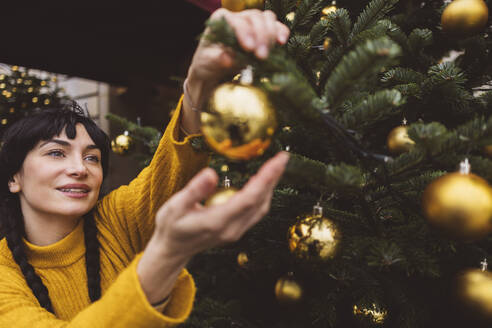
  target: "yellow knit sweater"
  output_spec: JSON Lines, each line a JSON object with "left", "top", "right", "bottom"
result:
{"left": 0, "top": 96, "right": 209, "bottom": 327}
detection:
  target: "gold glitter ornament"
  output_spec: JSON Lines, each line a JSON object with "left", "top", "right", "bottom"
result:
{"left": 1, "top": 118, "right": 7, "bottom": 125}
{"left": 386, "top": 125, "right": 415, "bottom": 155}
{"left": 288, "top": 204, "right": 341, "bottom": 261}
{"left": 353, "top": 302, "right": 388, "bottom": 326}
{"left": 111, "top": 131, "right": 133, "bottom": 155}
{"left": 422, "top": 159, "right": 492, "bottom": 242}
{"left": 441, "top": 0, "right": 488, "bottom": 37}
{"left": 201, "top": 82, "right": 277, "bottom": 161}
{"left": 237, "top": 252, "right": 249, "bottom": 267}
{"left": 286, "top": 11, "right": 295, "bottom": 22}
{"left": 221, "top": 0, "right": 264, "bottom": 12}
{"left": 321, "top": 4, "right": 337, "bottom": 16}
{"left": 275, "top": 273, "right": 303, "bottom": 304}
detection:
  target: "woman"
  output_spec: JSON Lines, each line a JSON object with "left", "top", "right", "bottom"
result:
{"left": 0, "top": 8, "right": 290, "bottom": 327}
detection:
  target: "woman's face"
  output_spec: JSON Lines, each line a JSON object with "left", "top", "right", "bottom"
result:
{"left": 9, "top": 123, "right": 103, "bottom": 222}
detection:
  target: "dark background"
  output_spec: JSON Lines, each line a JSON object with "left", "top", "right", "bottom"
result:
{"left": 0, "top": 1, "right": 210, "bottom": 86}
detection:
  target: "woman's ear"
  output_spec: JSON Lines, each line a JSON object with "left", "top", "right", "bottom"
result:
{"left": 8, "top": 177, "right": 20, "bottom": 193}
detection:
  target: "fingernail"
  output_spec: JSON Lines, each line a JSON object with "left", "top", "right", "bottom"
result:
{"left": 257, "top": 45, "right": 268, "bottom": 59}
{"left": 244, "top": 36, "right": 255, "bottom": 49}
{"left": 279, "top": 34, "right": 288, "bottom": 44}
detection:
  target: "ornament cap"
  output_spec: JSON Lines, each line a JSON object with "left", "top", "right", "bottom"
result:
{"left": 224, "top": 176, "right": 231, "bottom": 188}
{"left": 313, "top": 202, "right": 323, "bottom": 218}
{"left": 481, "top": 258, "right": 488, "bottom": 271}
{"left": 459, "top": 158, "right": 471, "bottom": 174}
{"left": 239, "top": 65, "right": 254, "bottom": 85}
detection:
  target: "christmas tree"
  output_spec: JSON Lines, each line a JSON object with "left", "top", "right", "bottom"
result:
{"left": 0, "top": 65, "right": 68, "bottom": 139}
{"left": 110, "top": 0, "right": 492, "bottom": 326}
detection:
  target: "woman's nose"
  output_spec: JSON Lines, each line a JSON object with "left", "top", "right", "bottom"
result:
{"left": 66, "top": 158, "right": 88, "bottom": 177}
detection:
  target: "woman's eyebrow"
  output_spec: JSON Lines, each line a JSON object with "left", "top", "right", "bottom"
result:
{"left": 39, "top": 139, "right": 99, "bottom": 150}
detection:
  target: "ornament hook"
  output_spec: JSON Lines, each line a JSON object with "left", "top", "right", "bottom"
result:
{"left": 313, "top": 202, "right": 323, "bottom": 218}
{"left": 481, "top": 258, "right": 488, "bottom": 271}
{"left": 459, "top": 158, "right": 471, "bottom": 174}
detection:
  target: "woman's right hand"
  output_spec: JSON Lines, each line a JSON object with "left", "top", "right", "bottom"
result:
{"left": 137, "top": 151, "right": 288, "bottom": 304}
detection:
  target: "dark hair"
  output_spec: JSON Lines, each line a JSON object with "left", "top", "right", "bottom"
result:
{"left": 0, "top": 102, "right": 110, "bottom": 314}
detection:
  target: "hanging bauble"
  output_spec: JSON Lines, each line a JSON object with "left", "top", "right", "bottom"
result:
{"left": 275, "top": 273, "right": 303, "bottom": 304}
{"left": 321, "top": 3, "right": 337, "bottom": 16}
{"left": 422, "top": 159, "right": 492, "bottom": 242}
{"left": 353, "top": 302, "right": 388, "bottom": 326}
{"left": 286, "top": 11, "right": 295, "bottom": 22}
{"left": 455, "top": 264, "right": 492, "bottom": 321}
{"left": 221, "top": 0, "right": 264, "bottom": 12}
{"left": 111, "top": 131, "right": 133, "bottom": 155}
{"left": 201, "top": 82, "right": 277, "bottom": 161}
{"left": 323, "top": 37, "right": 332, "bottom": 51}
{"left": 237, "top": 252, "right": 249, "bottom": 267}
{"left": 386, "top": 125, "right": 415, "bottom": 155}
{"left": 441, "top": 0, "right": 489, "bottom": 37}
{"left": 288, "top": 203, "right": 341, "bottom": 261}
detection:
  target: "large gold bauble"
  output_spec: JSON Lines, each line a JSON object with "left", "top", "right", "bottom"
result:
{"left": 422, "top": 172, "right": 492, "bottom": 242}
{"left": 386, "top": 125, "right": 415, "bottom": 155}
{"left": 111, "top": 133, "right": 133, "bottom": 155}
{"left": 353, "top": 302, "right": 388, "bottom": 326}
{"left": 201, "top": 83, "right": 277, "bottom": 161}
{"left": 441, "top": 0, "right": 489, "bottom": 37}
{"left": 288, "top": 214, "right": 341, "bottom": 260}
{"left": 205, "top": 187, "right": 238, "bottom": 207}
{"left": 221, "top": 0, "right": 264, "bottom": 11}
{"left": 456, "top": 269, "right": 492, "bottom": 321}
{"left": 275, "top": 275, "right": 303, "bottom": 304}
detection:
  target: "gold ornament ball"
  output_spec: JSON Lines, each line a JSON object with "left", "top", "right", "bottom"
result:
{"left": 455, "top": 269, "right": 492, "bottom": 321}
{"left": 111, "top": 133, "right": 133, "bottom": 155}
{"left": 275, "top": 275, "right": 303, "bottom": 304}
{"left": 286, "top": 11, "right": 296, "bottom": 22}
{"left": 387, "top": 125, "right": 415, "bottom": 155}
{"left": 237, "top": 252, "right": 249, "bottom": 267}
{"left": 441, "top": 0, "right": 489, "bottom": 37}
{"left": 321, "top": 4, "right": 337, "bottom": 16}
{"left": 201, "top": 83, "right": 277, "bottom": 161}
{"left": 323, "top": 37, "right": 332, "bottom": 51}
{"left": 205, "top": 187, "right": 238, "bottom": 207}
{"left": 288, "top": 214, "right": 341, "bottom": 261}
{"left": 422, "top": 172, "right": 492, "bottom": 242}
{"left": 221, "top": 0, "right": 264, "bottom": 12}
{"left": 353, "top": 302, "right": 388, "bottom": 326}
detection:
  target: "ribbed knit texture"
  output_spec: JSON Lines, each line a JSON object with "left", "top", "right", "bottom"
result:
{"left": 0, "top": 95, "right": 209, "bottom": 327}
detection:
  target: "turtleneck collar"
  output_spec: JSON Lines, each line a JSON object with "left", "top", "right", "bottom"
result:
{"left": 22, "top": 218, "right": 85, "bottom": 268}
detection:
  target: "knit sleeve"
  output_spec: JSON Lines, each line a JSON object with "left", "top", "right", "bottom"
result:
{"left": 96, "top": 95, "right": 209, "bottom": 257}
{"left": 0, "top": 253, "right": 195, "bottom": 327}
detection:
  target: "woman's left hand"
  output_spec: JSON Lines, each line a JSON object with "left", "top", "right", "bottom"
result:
{"left": 180, "top": 8, "right": 290, "bottom": 135}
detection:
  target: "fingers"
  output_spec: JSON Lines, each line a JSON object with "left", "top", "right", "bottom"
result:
{"left": 163, "top": 168, "right": 218, "bottom": 218}
{"left": 216, "top": 9, "right": 289, "bottom": 59}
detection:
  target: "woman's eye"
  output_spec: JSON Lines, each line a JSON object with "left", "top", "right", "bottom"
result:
{"left": 85, "top": 155, "right": 100, "bottom": 163}
{"left": 47, "top": 150, "right": 64, "bottom": 157}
